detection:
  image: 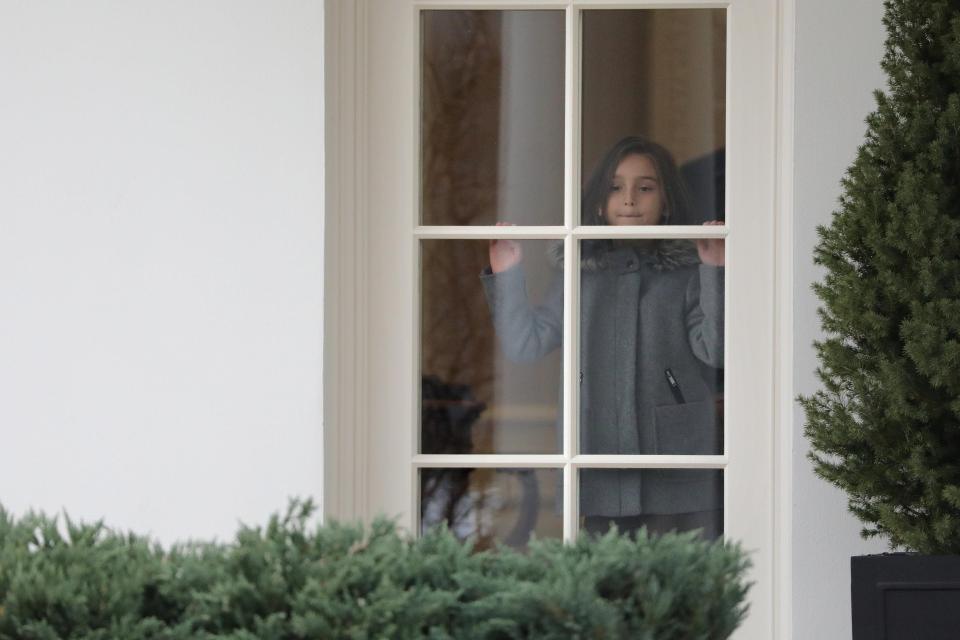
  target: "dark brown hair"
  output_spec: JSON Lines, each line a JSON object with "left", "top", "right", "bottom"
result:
{"left": 582, "top": 136, "right": 692, "bottom": 226}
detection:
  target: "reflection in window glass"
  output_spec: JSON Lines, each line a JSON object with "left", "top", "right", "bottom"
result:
{"left": 580, "top": 469, "right": 723, "bottom": 540}
{"left": 420, "top": 10, "right": 565, "bottom": 226}
{"left": 421, "top": 468, "right": 562, "bottom": 550}
{"left": 421, "top": 239, "right": 562, "bottom": 454}
{"left": 582, "top": 9, "right": 726, "bottom": 224}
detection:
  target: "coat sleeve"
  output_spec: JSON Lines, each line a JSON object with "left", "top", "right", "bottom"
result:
{"left": 480, "top": 264, "right": 563, "bottom": 363}
{"left": 685, "top": 264, "right": 725, "bottom": 368}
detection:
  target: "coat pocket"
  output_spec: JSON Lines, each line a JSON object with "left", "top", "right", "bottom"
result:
{"left": 653, "top": 399, "right": 721, "bottom": 455}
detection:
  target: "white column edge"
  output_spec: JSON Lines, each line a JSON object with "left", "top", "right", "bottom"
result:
{"left": 774, "top": 0, "right": 796, "bottom": 637}
{"left": 324, "top": 0, "right": 371, "bottom": 525}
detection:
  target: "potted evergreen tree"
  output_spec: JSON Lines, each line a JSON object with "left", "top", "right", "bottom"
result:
{"left": 800, "top": 0, "right": 960, "bottom": 637}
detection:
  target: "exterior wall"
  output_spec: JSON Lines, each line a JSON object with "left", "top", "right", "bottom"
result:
{"left": 0, "top": 0, "right": 325, "bottom": 545}
{"left": 0, "top": 0, "right": 908, "bottom": 635}
{"left": 793, "top": 1, "right": 889, "bottom": 637}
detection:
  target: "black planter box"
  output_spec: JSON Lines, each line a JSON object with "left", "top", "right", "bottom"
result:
{"left": 852, "top": 554, "right": 960, "bottom": 639}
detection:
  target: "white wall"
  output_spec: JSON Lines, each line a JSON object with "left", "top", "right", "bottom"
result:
{"left": 793, "top": 1, "right": 889, "bottom": 637}
{"left": 0, "top": 0, "right": 912, "bottom": 633}
{"left": 0, "top": 0, "right": 324, "bottom": 545}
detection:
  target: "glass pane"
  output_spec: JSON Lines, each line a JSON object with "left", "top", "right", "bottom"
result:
{"left": 421, "top": 239, "right": 562, "bottom": 454}
{"left": 577, "top": 238, "right": 724, "bottom": 456}
{"left": 579, "top": 469, "right": 722, "bottom": 540}
{"left": 420, "top": 10, "right": 565, "bottom": 226}
{"left": 581, "top": 9, "right": 726, "bottom": 225}
{"left": 421, "top": 468, "right": 562, "bottom": 550}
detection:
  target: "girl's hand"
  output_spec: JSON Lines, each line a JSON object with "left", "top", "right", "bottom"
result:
{"left": 489, "top": 222, "right": 523, "bottom": 273}
{"left": 696, "top": 220, "right": 725, "bottom": 266}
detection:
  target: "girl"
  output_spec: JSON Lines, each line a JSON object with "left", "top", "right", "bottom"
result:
{"left": 481, "top": 136, "right": 725, "bottom": 539}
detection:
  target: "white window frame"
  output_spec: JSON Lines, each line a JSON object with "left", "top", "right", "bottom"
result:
{"left": 323, "top": 1, "right": 797, "bottom": 638}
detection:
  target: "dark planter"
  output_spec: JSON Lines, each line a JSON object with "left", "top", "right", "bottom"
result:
{"left": 852, "top": 554, "right": 960, "bottom": 639}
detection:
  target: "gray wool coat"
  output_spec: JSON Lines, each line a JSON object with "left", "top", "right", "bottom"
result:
{"left": 480, "top": 240, "right": 724, "bottom": 517}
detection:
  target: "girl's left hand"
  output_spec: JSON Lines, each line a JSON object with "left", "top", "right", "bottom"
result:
{"left": 696, "top": 220, "right": 725, "bottom": 266}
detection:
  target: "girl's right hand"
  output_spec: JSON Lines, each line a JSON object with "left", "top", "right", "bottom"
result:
{"left": 489, "top": 221, "right": 523, "bottom": 273}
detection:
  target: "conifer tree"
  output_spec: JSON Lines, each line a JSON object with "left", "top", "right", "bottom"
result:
{"left": 800, "top": 0, "right": 960, "bottom": 554}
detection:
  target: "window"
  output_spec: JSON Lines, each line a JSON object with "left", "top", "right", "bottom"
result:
{"left": 325, "top": 1, "right": 782, "bottom": 637}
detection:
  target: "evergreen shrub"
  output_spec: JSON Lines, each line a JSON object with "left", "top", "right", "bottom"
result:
{"left": 0, "top": 500, "right": 750, "bottom": 639}
{"left": 799, "top": 0, "right": 960, "bottom": 554}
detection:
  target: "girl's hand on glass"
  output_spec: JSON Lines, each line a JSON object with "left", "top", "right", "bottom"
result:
{"left": 696, "top": 220, "right": 725, "bottom": 266}
{"left": 489, "top": 222, "right": 523, "bottom": 273}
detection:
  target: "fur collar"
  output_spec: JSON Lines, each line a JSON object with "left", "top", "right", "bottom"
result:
{"left": 547, "top": 239, "right": 700, "bottom": 273}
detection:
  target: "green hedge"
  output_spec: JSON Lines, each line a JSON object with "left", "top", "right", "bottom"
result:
{"left": 0, "top": 500, "right": 750, "bottom": 639}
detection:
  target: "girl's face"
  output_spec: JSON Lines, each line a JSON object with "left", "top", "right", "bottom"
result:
{"left": 603, "top": 153, "right": 665, "bottom": 226}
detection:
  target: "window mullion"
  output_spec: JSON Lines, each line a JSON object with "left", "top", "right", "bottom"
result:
{"left": 562, "top": 2, "right": 580, "bottom": 544}
{"left": 572, "top": 455, "right": 728, "bottom": 469}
